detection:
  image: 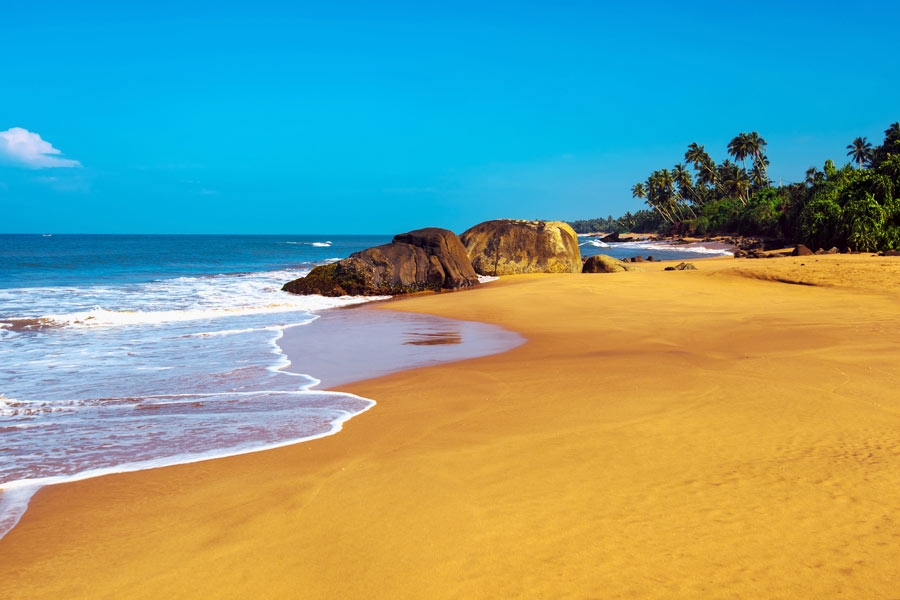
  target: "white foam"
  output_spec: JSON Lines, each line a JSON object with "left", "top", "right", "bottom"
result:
{"left": 477, "top": 275, "right": 499, "bottom": 284}
{"left": 0, "top": 387, "right": 376, "bottom": 540}
{"left": 615, "top": 241, "right": 733, "bottom": 256}
{"left": 579, "top": 240, "right": 610, "bottom": 248}
{"left": 0, "top": 263, "right": 397, "bottom": 540}
{"left": 283, "top": 241, "right": 332, "bottom": 247}
{"left": 36, "top": 296, "right": 384, "bottom": 329}
{"left": 0, "top": 314, "right": 379, "bottom": 540}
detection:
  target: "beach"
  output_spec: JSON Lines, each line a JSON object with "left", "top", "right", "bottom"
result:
{"left": 2, "top": 254, "right": 900, "bottom": 598}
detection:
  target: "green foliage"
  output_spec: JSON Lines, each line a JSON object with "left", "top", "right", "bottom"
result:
{"left": 568, "top": 210, "right": 664, "bottom": 234}
{"left": 794, "top": 159, "right": 899, "bottom": 251}
{"left": 572, "top": 121, "right": 900, "bottom": 251}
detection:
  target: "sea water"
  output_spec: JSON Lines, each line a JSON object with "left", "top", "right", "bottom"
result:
{"left": 0, "top": 234, "right": 395, "bottom": 538}
{"left": 578, "top": 236, "right": 733, "bottom": 260}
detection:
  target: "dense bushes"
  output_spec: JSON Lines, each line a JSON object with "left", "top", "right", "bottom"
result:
{"left": 795, "top": 157, "right": 900, "bottom": 251}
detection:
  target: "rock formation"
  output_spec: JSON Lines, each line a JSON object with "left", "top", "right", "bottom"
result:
{"left": 665, "top": 262, "right": 697, "bottom": 271}
{"left": 282, "top": 228, "right": 479, "bottom": 296}
{"left": 459, "top": 220, "right": 581, "bottom": 276}
{"left": 582, "top": 254, "right": 642, "bottom": 273}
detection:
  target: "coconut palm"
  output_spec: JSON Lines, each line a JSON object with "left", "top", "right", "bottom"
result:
{"left": 723, "top": 168, "right": 751, "bottom": 205}
{"left": 727, "top": 133, "right": 753, "bottom": 171}
{"left": 672, "top": 163, "right": 699, "bottom": 212}
{"left": 631, "top": 182, "right": 646, "bottom": 201}
{"left": 805, "top": 167, "right": 819, "bottom": 186}
{"left": 684, "top": 143, "right": 708, "bottom": 169}
{"left": 846, "top": 137, "right": 873, "bottom": 168}
{"left": 750, "top": 160, "right": 769, "bottom": 188}
{"left": 718, "top": 159, "right": 739, "bottom": 185}
{"left": 695, "top": 156, "right": 719, "bottom": 191}
{"left": 746, "top": 132, "right": 768, "bottom": 178}
{"left": 646, "top": 171, "right": 678, "bottom": 224}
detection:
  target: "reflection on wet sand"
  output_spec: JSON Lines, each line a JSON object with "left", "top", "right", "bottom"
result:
{"left": 403, "top": 330, "right": 463, "bottom": 345}
{"left": 278, "top": 307, "right": 522, "bottom": 389}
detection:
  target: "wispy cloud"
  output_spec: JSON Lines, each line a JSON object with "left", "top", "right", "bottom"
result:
{"left": 0, "top": 127, "right": 81, "bottom": 169}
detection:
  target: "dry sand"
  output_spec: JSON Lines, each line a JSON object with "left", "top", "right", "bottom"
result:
{"left": 2, "top": 255, "right": 900, "bottom": 599}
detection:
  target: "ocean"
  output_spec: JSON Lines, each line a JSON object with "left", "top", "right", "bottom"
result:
{"left": 0, "top": 233, "right": 730, "bottom": 538}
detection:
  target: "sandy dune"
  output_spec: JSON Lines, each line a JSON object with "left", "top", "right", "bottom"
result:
{"left": 2, "top": 255, "right": 900, "bottom": 598}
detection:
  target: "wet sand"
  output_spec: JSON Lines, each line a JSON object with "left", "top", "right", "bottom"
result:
{"left": 2, "top": 254, "right": 900, "bottom": 598}
{"left": 280, "top": 308, "right": 522, "bottom": 388}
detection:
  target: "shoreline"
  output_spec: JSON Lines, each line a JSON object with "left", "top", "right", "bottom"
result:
{"left": 0, "top": 315, "right": 378, "bottom": 540}
{"left": 0, "top": 304, "right": 521, "bottom": 540}
{"left": 3, "top": 254, "right": 900, "bottom": 597}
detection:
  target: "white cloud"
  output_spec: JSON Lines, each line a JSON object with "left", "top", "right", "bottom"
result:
{"left": 0, "top": 127, "right": 81, "bottom": 168}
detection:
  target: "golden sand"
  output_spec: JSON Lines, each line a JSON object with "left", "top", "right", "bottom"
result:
{"left": 2, "top": 255, "right": 900, "bottom": 598}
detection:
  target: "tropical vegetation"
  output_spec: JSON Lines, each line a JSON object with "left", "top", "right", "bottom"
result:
{"left": 569, "top": 122, "right": 900, "bottom": 251}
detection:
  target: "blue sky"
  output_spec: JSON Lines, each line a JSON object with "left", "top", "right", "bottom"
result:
{"left": 1, "top": 1, "right": 898, "bottom": 234}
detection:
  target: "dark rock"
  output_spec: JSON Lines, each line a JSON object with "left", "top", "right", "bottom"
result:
{"left": 840, "top": 247, "right": 851, "bottom": 254}
{"left": 733, "top": 249, "right": 747, "bottom": 258}
{"left": 283, "top": 227, "right": 479, "bottom": 296}
{"left": 825, "top": 246, "right": 839, "bottom": 254}
{"left": 392, "top": 228, "right": 478, "bottom": 289}
{"left": 460, "top": 220, "right": 582, "bottom": 275}
{"left": 815, "top": 248, "right": 826, "bottom": 255}
{"left": 646, "top": 255, "right": 654, "bottom": 262}
{"left": 792, "top": 244, "right": 814, "bottom": 256}
{"left": 630, "top": 256, "right": 644, "bottom": 263}
{"left": 599, "top": 232, "right": 620, "bottom": 243}
{"left": 880, "top": 250, "right": 900, "bottom": 256}
{"left": 664, "top": 262, "right": 697, "bottom": 271}
{"left": 582, "top": 254, "right": 642, "bottom": 273}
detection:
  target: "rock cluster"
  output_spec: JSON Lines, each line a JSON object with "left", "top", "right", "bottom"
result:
{"left": 282, "top": 228, "right": 478, "bottom": 297}
{"left": 283, "top": 220, "right": 585, "bottom": 296}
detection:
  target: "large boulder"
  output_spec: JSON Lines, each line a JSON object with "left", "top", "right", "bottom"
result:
{"left": 459, "top": 219, "right": 581, "bottom": 276}
{"left": 582, "top": 254, "right": 642, "bottom": 273}
{"left": 282, "top": 228, "right": 479, "bottom": 296}
{"left": 791, "top": 244, "right": 814, "bottom": 256}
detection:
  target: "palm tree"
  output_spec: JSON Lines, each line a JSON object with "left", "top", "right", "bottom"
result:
{"left": 631, "top": 182, "right": 646, "bottom": 201}
{"left": 684, "top": 143, "right": 708, "bottom": 169}
{"left": 846, "top": 137, "right": 873, "bottom": 168}
{"left": 646, "top": 171, "right": 678, "bottom": 224}
{"left": 750, "top": 160, "right": 769, "bottom": 188}
{"left": 746, "top": 132, "right": 768, "bottom": 178}
{"left": 727, "top": 133, "right": 752, "bottom": 171}
{"left": 672, "top": 163, "right": 699, "bottom": 212}
{"left": 805, "top": 167, "right": 819, "bottom": 186}
{"left": 718, "top": 159, "right": 738, "bottom": 185}
{"left": 695, "top": 156, "right": 719, "bottom": 193}
{"left": 723, "top": 169, "right": 751, "bottom": 205}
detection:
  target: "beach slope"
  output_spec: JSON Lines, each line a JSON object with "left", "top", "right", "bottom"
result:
{"left": 2, "top": 255, "right": 900, "bottom": 598}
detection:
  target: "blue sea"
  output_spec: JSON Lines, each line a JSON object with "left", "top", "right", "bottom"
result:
{"left": 0, "top": 233, "right": 729, "bottom": 538}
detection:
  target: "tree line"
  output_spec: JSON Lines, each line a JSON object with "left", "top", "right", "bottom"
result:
{"left": 569, "top": 122, "right": 900, "bottom": 251}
